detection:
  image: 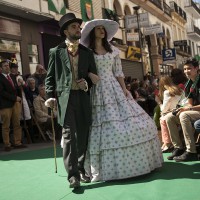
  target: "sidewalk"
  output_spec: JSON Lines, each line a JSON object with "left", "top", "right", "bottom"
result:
{"left": 0, "top": 140, "right": 59, "bottom": 156}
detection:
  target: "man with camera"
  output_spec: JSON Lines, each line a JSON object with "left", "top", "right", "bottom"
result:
{"left": 165, "top": 58, "right": 200, "bottom": 162}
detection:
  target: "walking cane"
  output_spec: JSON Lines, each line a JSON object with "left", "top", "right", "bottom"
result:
{"left": 50, "top": 106, "right": 58, "bottom": 173}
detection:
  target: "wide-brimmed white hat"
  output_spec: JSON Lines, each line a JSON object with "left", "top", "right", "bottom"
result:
{"left": 80, "top": 19, "right": 119, "bottom": 47}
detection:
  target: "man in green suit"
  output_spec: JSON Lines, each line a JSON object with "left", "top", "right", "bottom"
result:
{"left": 45, "top": 13, "right": 98, "bottom": 188}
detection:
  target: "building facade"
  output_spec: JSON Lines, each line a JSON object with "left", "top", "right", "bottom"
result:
{"left": 0, "top": 0, "right": 199, "bottom": 79}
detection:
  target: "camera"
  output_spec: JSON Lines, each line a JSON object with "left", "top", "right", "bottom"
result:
{"left": 172, "top": 105, "right": 181, "bottom": 116}
{"left": 172, "top": 109, "right": 179, "bottom": 116}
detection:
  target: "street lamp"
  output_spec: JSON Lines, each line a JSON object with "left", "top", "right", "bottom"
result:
{"left": 133, "top": 6, "right": 144, "bottom": 75}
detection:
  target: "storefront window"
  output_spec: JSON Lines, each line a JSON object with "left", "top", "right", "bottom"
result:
{"left": 28, "top": 44, "right": 39, "bottom": 74}
{"left": 0, "top": 39, "right": 22, "bottom": 74}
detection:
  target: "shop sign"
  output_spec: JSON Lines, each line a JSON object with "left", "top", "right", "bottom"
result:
{"left": 126, "top": 33, "right": 139, "bottom": 41}
{"left": 126, "top": 46, "right": 141, "bottom": 61}
{"left": 162, "top": 48, "right": 176, "bottom": 62}
{"left": 143, "top": 24, "right": 162, "bottom": 35}
{"left": 125, "top": 13, "right": 149, "bottom": 29}
{"left": 173, "top": 40, "right": 187, "bottom": 46}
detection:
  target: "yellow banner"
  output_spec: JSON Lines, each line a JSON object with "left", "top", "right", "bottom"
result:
{"left": 126, "top": 46, "right": 141, "bottom": 61}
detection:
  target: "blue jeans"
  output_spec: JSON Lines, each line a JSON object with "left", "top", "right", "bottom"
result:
{"left": 194, "top": 119, "right": 200, "bottom": 133}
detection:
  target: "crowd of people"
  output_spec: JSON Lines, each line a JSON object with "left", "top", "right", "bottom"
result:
{"left": 0, "top": 61, "right": 58, "bottom": 150}
{"left": 0, "top": 12, "right": 200, "bottom": 190}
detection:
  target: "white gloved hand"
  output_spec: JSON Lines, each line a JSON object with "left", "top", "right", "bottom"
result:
{"left": 45, "top": 98, "right": 57, "bottom": 108}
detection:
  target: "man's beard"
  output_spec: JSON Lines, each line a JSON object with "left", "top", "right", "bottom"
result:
{"left": 69, "top": 34, "right": 81, "bottom": 41}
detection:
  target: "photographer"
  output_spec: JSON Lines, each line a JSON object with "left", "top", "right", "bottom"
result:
{"left": 165, "top": 58, "right": 200, "bottom": 162}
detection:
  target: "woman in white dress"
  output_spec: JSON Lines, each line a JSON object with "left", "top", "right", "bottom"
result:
{"left": 80, "top": 19, "right": 163, "bottom": 182}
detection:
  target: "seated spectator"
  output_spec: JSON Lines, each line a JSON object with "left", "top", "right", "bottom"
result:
{"left": 31, "top": 64, "right": 47, "bottom": 87}
{"left": 26, "top": 77, "right": 39, "bottom": 107}
{"left": 137, "top": 81, "right": 149, "bottom": 113}
{"left": 171, "top": 68, "right": 187, "bottom": 89}
{"left": 130, "top": 82, "right": 139, "bottom": 100}
{"left": 155, "top": 76, "right": 184, "bottom": 153}
{"left": 165, "top": 58, "right": 200, "bottom": 162}
{"left": 194, "top": 119, "right": 200, "bottom": 133}
{"left": 33, "top": 84, "right": 57, "bottom": 140}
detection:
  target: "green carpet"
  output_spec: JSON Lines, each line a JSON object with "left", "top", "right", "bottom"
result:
{"left": 0, "top": 147, "right": 200, "bottom": 200}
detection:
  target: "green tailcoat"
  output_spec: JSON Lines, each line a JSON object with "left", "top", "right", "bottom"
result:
{"left": 45, "top": 42, "right": 97, "bottom": 126}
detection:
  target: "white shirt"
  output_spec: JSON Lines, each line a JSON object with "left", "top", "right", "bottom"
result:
{"left": 160, "top": 90, "right": 185, "bottom": 116}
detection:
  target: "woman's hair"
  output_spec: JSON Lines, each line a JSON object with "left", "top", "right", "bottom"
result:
{"left": 158, "top": 76, "right": 182, "bottom": 101}
{"left": 88, "top": 27, "right": 113, "bottom": 54}
{"left": 170, "top": 68, "right": 187, "bottom": 85}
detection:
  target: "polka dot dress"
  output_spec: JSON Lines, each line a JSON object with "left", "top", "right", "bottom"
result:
{"left": 85, "top": 45, "right": 163, "bottom": 181}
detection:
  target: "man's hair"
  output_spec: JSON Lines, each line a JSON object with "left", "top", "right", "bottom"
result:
{"left": 26, "top": 77, "right": 35, "bottom": 85}
{"left": 185, "top": 58, "right": 199, "bottom": 68}
{"left": 0, "top": 60, "right": 8, "bottom": 68}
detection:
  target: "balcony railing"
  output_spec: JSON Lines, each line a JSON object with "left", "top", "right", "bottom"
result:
{"left": 179, "top": 45, "right": 191, "bottom": 55}
{"left": 185, "top": 0, "right": 200, "bottom": 16}
{"left": 163, "top": 2, "right": 171, "bottom": 17}
{"left": 149, "top": 0, "right": 162, "bottom": 10}
{"left": 170, "top": 1, "right": 187, "bottom": 21}
{"left": 187, "top": 24, "right": 200, "bottom": 36}
{"left": 170, "top": 1, "right": 179, "bottom": 13}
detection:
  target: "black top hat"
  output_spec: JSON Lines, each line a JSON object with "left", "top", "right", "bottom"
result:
{"left": 59, "top": 13, "right": 83, "bottom": 37}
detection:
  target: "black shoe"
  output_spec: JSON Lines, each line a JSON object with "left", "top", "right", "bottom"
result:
{"left": 4, "top": 146, "right": 13, "bottom": 152}
{"left": 173, "top": 151, "right": 198, "bottom": 162}
{"left": 167, "top": 148, "right": 184, "bottom": 160}
{"left": 80, "top": 172, "right": 90, "bottom": 183}
{"left": 69, "top": 177, "right": 80, "bottom": 188}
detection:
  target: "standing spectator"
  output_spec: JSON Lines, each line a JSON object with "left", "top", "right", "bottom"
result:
{"left": 165, "top": 58, "right": 200, "bottom": 162}
{"left": 31, "top": 64, "right": 47, "bottom": 87}
{"left": 0, "top": 61, "right": 26, "bottom": 151}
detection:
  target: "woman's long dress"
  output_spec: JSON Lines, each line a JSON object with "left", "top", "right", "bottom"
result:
{"left": 85, "top": 45, "right": 163, "bottom": 181}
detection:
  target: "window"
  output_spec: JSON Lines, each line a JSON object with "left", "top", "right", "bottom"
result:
{"left": 0, "top": 39, "right": 22, "bottom": 74}
{"left": 28, "top": 44, "right": 39, "bottom": 74}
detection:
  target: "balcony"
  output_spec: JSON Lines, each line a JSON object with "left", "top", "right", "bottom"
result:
{"left": 175, "top": 45, "right": 191, "bottom": 57}
{"left": 187, "top": 24, "right": 200, "bottom": 41}
{"left": 170, "top": 1, "right": 187, "bottom": 22}
{"left": 184, "top": 0, "right": 200, "bottom": 19}
{"left": 163, "top": 2, "right": 171, "bottom": 17}
{"left": 130, "top": 0, "right": 171, "bottom": 22}
{"left": 149, "top": 0, "right": 162, "bottom": 10}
